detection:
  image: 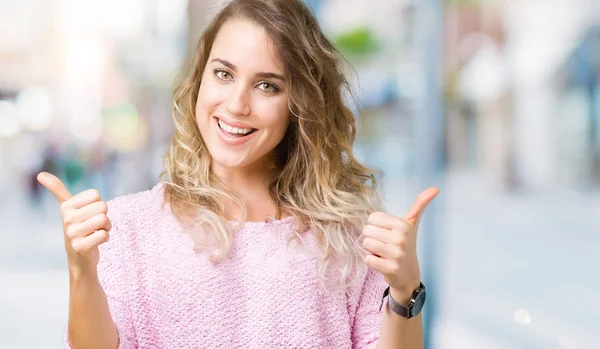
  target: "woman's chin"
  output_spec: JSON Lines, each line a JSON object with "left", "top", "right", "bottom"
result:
{"left": 210, "top": 153, "right": 248, "bottom": 170}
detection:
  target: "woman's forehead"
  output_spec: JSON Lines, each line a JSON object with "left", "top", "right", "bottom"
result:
{"left": 210, "top": 19, "right": 285, "bottom": 76}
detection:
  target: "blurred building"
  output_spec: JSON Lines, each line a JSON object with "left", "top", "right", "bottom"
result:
{"left": 444, "top": 0, "right": 600, "bottom": 191}
{"left": 1, "top": 1, "right": 600, "bottom": 348}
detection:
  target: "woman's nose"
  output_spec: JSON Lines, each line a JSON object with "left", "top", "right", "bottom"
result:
{"left": 226, "top": 85, "right": 251, "bottom": 116}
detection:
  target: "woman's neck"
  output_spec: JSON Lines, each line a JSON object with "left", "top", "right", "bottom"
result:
{"left": 211, "top": 160, "right": 284, "bottom": 222}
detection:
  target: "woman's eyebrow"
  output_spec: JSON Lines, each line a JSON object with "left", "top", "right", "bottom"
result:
{"left": 210, "top": 58, "right": 285, "bottom": 82}
{"left": 255, "top": 72, "right": 285, "bottom": 82}
{"left": 211, "top": 58, "right": 236, "bottom": 70}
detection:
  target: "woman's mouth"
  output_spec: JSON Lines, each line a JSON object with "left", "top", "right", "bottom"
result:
{"left": 214, "top": 118, "right": 258, "bottom": 146}
{"left": 216, "top": 118, "right": 256, "bottom": 138}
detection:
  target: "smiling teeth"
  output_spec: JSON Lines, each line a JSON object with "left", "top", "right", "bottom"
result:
{"left": 218, "top": 120, "right": 253, "bottom": 135}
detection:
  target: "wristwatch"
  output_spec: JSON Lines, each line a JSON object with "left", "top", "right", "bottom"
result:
{"left": 379, "top": 282, "right": 426, "bottom": 319}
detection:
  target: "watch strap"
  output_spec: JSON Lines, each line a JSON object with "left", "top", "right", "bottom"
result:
{"left": 379, "top": 286, "right": 410, "bottom": 317}
{"left": 379, "top": 282, "right": 425, "bottom": 319}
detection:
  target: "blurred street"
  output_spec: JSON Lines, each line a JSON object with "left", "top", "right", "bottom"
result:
{"left": 2, "top": 0, "right": 600, "bottom": 348}
{"left": 2, "top": 169, "right": 599, "bottom": 349}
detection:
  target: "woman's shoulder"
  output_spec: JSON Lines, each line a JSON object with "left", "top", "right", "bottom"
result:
{"left": 106, "top": 181, "right": 168, "bottom": 225}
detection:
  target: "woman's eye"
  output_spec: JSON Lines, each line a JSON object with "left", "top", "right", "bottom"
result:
{"left": 215, "top": 70, "right": 232, "bottom": 80}
{"left": 258, "top": 82, "right": 277, "bottom": 93}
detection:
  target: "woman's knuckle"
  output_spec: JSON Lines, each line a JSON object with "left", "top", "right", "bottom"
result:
{"left": 65, "top": 226, "right": 78, "bottom": 238}
{"left": 71, "top": 240, "right": 83, "bottom": 253}
{"left": 99, "top": 214, "right": 109, "bottom": 225}
{"left": 99, "top": 230, "right": 109, "bottom": 242}
{"left": 60, "top": 201, "right": 70, "bottom": 213}
{"left": 391, "top": 249, "right": 403, "bottom": 260}
{"left": 63, "top": 214, "right": 73, "bottom": 226}
{"left": 90, "top": 189, "right": 101, "bottom": 200}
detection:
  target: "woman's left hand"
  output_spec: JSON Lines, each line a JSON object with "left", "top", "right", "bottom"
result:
{"left": 362, "top": 187, "right": 439, "bottom": 302}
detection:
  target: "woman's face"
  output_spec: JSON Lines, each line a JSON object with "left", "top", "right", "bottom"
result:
{"left": 196, "top": 19, "right": 291, "bottom": 172}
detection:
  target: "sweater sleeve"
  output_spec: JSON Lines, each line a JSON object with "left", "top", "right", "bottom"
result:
{"left": 64, "top": 198, "right": 138, "bottom": 349}
{"left": 350, "top": 267, "right": 389, "bottom": 349}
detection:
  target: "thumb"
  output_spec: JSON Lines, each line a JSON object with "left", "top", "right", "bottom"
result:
{"left": 403, "top": 187, "right": 439, "bottom": 227}
{"left": 37, "top": 172, "right": 72, "bottom": 203}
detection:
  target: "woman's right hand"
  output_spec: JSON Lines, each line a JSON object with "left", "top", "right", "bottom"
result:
{"left": 37, "top": 172, "right": 112, "bottom": 278}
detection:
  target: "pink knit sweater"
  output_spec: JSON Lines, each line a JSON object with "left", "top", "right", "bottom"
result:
{"left": 64, "top": 182, "right": 388, "bottom": 348}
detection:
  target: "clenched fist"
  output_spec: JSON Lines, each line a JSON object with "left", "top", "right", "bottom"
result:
{"left": 37, "top": 172, "right": 112, "bottom": 277}
{"left": 363, "top": 187, "right": 439, "bottom": 302}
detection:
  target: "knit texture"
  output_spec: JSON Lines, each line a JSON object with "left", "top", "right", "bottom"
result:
{"left": 64, "top": 182, "right": 388, "bottom": 349}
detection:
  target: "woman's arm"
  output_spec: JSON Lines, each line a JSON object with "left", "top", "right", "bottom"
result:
{"left": 36, "top": 173, "right": 129, "bottom": 349}
{"left": 362, "top": 188, "right": 439, "bottom": 348}
{"left": 375, "top": 288, "right": 423, "bottom": 349}
{"left": 68, "top": 272, "right": 119, "bottom": 349}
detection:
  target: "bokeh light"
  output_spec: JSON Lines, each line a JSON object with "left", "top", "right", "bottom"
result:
{"left": 0, "top": 101, "right": 22, "bottom": 138}
{"left": 514, "top": 309, "right": 532, "bottom": 325}
{"left": 1, "top": 0, "right": 599, "bottom": 348}
{"left": 16, "top": 87, "right": 54, "bottom": 131}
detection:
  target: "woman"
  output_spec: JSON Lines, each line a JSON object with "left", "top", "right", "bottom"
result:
{"left": 38, "top": 0, "right": 438, "bottom": 348}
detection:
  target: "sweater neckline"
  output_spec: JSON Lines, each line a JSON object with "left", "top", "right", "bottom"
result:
{"left": 155, "top": 181, "right": 297, "bottom": 229}
{"left": 227, "top": 214, "right": 296, "bottom": 228}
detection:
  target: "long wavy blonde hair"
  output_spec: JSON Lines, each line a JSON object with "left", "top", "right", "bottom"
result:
{"left": 161, "top": 0, "right": 382, "bottom": 291}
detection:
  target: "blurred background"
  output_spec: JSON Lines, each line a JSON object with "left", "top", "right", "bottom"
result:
{"left": 1, "top": 0, "right": 599, "bottom": 348}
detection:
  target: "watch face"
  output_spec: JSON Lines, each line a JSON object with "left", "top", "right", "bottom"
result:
{"left": 410, "top": 289, "right": 426, "bottom": 317}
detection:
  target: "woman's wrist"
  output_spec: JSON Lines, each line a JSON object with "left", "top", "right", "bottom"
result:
{"left": 69, "top": 266, "right": 99, "bottom": 284}
{"left": 390, "top": 281, "right": 421, "bottom": 305}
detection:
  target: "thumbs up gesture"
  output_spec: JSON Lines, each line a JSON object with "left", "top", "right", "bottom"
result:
{"left": 362, "top": 187, "right": 439, "bottom": 302}
{"left": 37, "top": 172, "right": 112, "bottom": 277}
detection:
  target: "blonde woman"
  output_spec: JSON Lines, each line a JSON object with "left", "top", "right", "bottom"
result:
{"left": 38, "top": 0, "right": 438, "bottom": 348}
